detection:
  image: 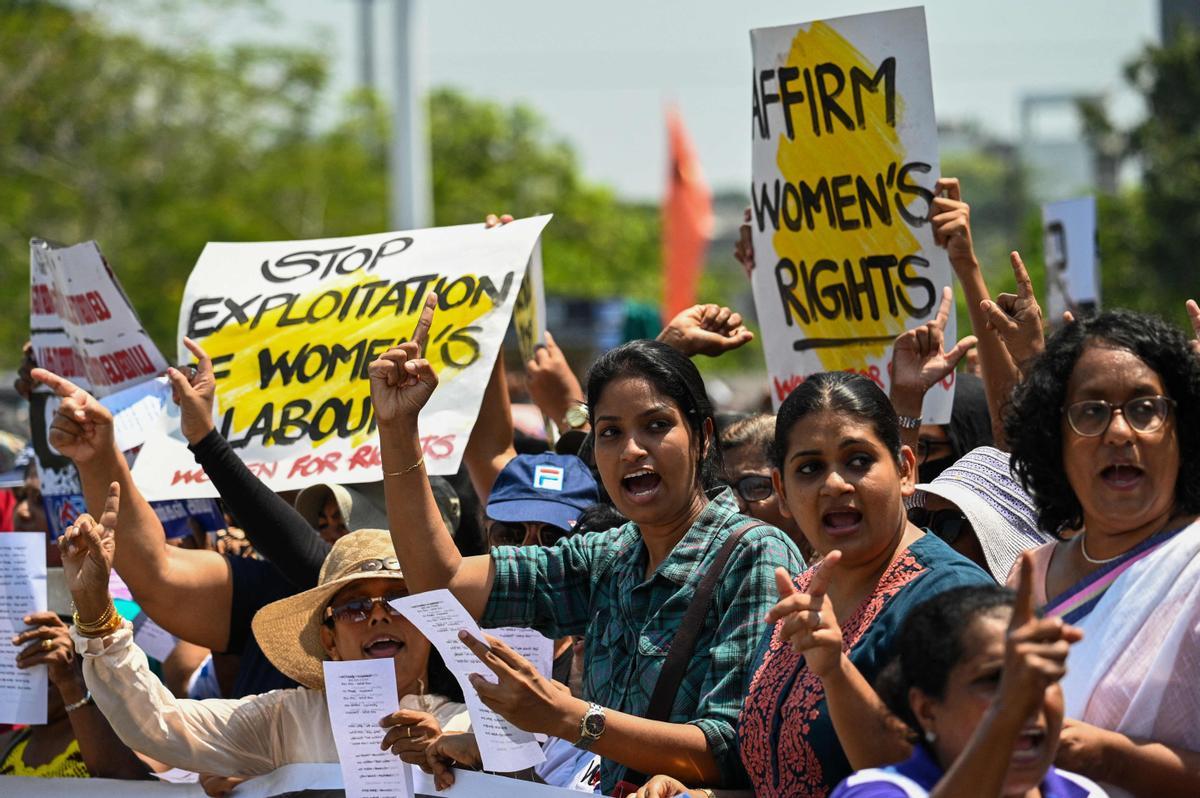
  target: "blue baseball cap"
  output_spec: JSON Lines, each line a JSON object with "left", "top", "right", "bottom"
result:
{"left": 486, "top": 453, "right": 599, "bottom": 530}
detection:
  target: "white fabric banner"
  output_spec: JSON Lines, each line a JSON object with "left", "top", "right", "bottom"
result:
{"left": 131, "top": 216, "right": 552, "bottom": 499}
{"left": 749, "top": 7, "right": 955, "bottom": 421}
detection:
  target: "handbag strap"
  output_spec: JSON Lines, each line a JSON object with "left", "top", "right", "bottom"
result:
{"left": 619, "top": 519, "right": 765, "bottom": 788}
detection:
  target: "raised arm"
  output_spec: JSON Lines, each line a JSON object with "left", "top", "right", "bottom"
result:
{"left": 768, "top": 553, "right": 913, "bottom": 771}
{"left": 369, "top": 294, "right": 495, "bottom": 617}
{"left": 889, "top": 287, "right": 976, "bottom": 478}
{"left": 31, "top": 368, "right": 232, "bottom": 650}
{"left": 461, "top": 352, "right": 517, "bottom": 502}
{"left": 168, "top": 338, "right": 329, "bottom": 588}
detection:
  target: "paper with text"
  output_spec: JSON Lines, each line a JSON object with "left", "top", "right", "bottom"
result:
{"left": 0, "top": 533, "right": 48, "bottom": 725}
{"left": 323, "top": 658, "right": 412, "bottom": 798}
{"left": 390, "top": 591, "right": 545, "bottom": 772}
{"left": 412, "top": 765, "right": 582, "bottom": 797}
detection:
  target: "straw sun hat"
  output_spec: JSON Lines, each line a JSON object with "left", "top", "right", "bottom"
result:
{"left": 252, "top": 528, "right": 407, "bottom": 689}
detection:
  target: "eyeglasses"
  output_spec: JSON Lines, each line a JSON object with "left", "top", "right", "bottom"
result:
{"left": 916, "top": 437, "right": 954, "bottom": 465}
{"left": 487, "top": 521, "right": 571, "bottom": 548}
{"left": 908, "top": 507, "right": 970, "bottom": 545}
{"left": 727, "top": 475, "right": 774, "bottom": 503}
{"left": 1064, "top": 395, "right": 1175, "bottom": 437}
{"left": 324, "top": 591, "right": 409, "bottom": 625}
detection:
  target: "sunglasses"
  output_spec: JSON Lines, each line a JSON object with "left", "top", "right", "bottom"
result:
{"left": 908, "top": 507, "right": 970, "bottom": 545}
{"left": 324, "top": 591, "right": 409, "bottom": 625}
{"left": 487, "top": 521, "right": 571, "bottom": 548}
{"left": 1064, "top": 395, "right": 1175, "bottom": 437}
{"left": 727, "top": 475, "right": 774, "bottom": 503}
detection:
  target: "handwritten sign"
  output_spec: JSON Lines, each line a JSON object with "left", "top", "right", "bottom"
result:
{"left": 131, "top": 216, "right": 552, "bottom": 499}
{"left": 749, "top": 7, "right": 954, "bottom": 421}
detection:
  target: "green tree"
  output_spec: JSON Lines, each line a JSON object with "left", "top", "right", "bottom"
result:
{"left": 0, "top": 1, "right": 663, "bottom": 371}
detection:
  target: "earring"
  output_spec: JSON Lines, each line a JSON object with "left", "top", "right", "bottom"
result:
{"left": 924, "top": 730, "right": 937, "bottom": 744}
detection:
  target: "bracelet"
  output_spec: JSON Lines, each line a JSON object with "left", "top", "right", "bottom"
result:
{"left": 383, "top": 457, "right": 425, "bottom": 478}
{"left": 64, "top": 690, "right": 93, "bottom": 713}
{"left": 896, "top": 414, "right": 922, "bottom": 430}
{"left": 73, "top": 601, "right": 124, "bottom": 637}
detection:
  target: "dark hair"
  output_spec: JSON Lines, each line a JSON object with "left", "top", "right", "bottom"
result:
{"left": 1007, "top": 310, "right": 1200, "bottom": 537}
{"left": 585, "top": 339, "right": 723, "bottom": 489}
{"left": 573, "top": 501, "right": 629, "bottom": 535}
{"left": 721, "top": 413, "right": 776, "bottom": 466}
{"left": 946, "top": 372, "right": 993, "bottom": 458}
{"left": 427, "top": 648, "right": 463, "bottom": 703}
{"left": 875, "top": 585, "right": 1014, "bottom": 736}
{"left": 771, "top": 372, "right": 901, "bottom": 469}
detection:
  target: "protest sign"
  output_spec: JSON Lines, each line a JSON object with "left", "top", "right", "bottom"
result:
{"left": 512, "top": 240, "right": 547, "bottom": 363}
{"left": 27, "top": 240, "right": 223, "bottom": 538}
{"left": 749, "top": 7, "right": 955, "bottom": 421}
{"left": 0, "top": 533, "right": 47, "bottom": 725}
{"left": 1042, "top": 196, "right": 1099, "bottom": 321}
{"left": 131, "top": 216, "right": 553, "bottom": 499}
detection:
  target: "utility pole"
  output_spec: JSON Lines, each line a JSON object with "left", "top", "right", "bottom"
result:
{"left": 389, "top": 0, "right": 432, "bottom": 231}
{"left": 357, "top": 0, "right": 375, "bottom": 90}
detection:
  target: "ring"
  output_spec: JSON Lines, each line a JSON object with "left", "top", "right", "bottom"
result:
{"left": 405, "top": 727, "right": 411, "bottom": 739}
{"left": 41, "top": 638, "right": 53, "bottom": 651}
{"left": 813, "top": 611, "right": 823, "bottom": 629}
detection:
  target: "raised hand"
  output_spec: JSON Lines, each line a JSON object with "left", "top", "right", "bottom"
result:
{"left": 368, "top": 293, "right": 439, "bottom": 426}
{"left": 59, "top": 481, "right": 120, "bottom": 608}
{"left": 931, "top": 178, "right": 977, "bottom": 272}
{"left": 525, "top": 330, "right": 585, "bottom": 428}
{"left": 1186, "top": 300, "right": 1200, "bottom": 357}
{"left": 484, "top": 213, "right": 514, "bottom": 229}
{"left": 997, "top": 553, "right": 1083, "bottom": 725}
{"left": 378, "top": 708, "right": 443, "bottom": 764}
{"left": 167, "top": 337, "right": 217, "bottom": 446}
{"left": 980, "top": 251, "right": 1046, "bottom": 369}
{"left": 657, "top": 303, "right": 755, "bottom": 357}
{"left": 459, "top": 631, "right": 576, "bottom": 735}
{"left": 12, "top": 612, "right": 82, "bottom": 692}
{"left": 734, "top": 207, "right": 754, "bottom": 279}
{"left": 766, "top": 551, "right": 844, "bottom": 679}
{"left": 890, "top": 286, "right": 976, "bottom": 410}
{"left": 31, "top": 368, "right": 115, "bottom": 464}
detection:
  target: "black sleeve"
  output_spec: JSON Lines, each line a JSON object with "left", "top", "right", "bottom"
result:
{"left": 189, "top": 429, "right": 330, "bottom": 589}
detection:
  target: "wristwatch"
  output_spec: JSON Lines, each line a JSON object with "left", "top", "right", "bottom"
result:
{"left": 563, "top": 402, "right": 589, "bottom": 431}
{"left": 896, "top": 414, "right": 922, "bottom": 430}
{"left": 575, "top": 702, "right": 606, "bottom": 749}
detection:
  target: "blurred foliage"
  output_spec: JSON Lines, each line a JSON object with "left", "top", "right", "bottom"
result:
{"left": 1078, "top": 26, "right": 1200, "bottom": 323}
{"left": 0, "top": 1, "right": 662, "bottom": 370}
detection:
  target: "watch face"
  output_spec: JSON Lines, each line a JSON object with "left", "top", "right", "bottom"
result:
{"left": 565, "top": 405, "right": 588, "bottom": 428}
{"left": 583, "top": 711, "right": 605, "bottom": 737}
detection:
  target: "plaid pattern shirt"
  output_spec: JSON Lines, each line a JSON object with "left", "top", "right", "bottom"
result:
{"left": 483, "top": 489, "right": 805, "bottom": 792}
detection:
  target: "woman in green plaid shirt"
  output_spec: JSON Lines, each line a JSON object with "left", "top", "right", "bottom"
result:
{"left": 368, "top": 320, "right": 804, "bottom": 795}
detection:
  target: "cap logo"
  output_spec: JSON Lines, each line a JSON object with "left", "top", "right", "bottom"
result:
{"left": 533, "top": 465, "right": 565, "bottom": 491}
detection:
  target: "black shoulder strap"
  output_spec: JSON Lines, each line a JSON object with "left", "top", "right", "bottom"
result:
{"left": 620, "top": 519, "right": 765, "bottom": 787}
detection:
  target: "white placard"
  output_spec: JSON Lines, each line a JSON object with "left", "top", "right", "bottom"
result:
{"left": 132, "top": 216, "right": 552, "bottom": 500}
{"left": 750, "top": 7, "right": 955, "bottom": 422}
{"left": 0, "top": 533, "right": 48, "bottom": 725}
{"left": 390, "top": 591, "right": 545, "bottom": 772}
{"left": 132, "top": 613, "right": 179, "bottom": 662}
{"left": 1042, "top": 196, "right": 1099, "bottom": 321}
{"left": 323, "top": 657, "right": 412, "bottom": 798}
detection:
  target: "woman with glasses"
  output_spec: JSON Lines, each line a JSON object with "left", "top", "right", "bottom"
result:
{"left": 55, "top": 484, "right": 468, "bottom": 779}
{"left": 1006, "top": 310, "right": 1200, "bottom": 797}
{"left": 722, "top": 414, "right": 813, "bottom": 563}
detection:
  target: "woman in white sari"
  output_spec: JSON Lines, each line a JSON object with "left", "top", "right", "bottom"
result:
{"left": 1005, "top": 310, "right": 1200, "bottom": 797}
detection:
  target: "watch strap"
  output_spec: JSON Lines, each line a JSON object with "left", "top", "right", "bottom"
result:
{"left": 896, "top": 414, "right": 922, "bottom": 430}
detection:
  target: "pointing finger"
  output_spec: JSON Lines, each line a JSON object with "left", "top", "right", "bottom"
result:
{"left": 808, "top": 550, "right": 842, "bottom": 599}
{"left": 933, "top": 286, "right": 953, "bottom": 331}
{"left": 30, "top": 368, "right": 82, "bottom": 398}
{"left": 1010, "top": 251, "right": 1034, "bottom": 300}
{"left": 1011, "top": 551, "right": 1036, "bottom": 630}
{"left": 182, "top": 337, "right": 213, "bottom": 376}
{"left": 774, "top": 566, "right": 798, "bottom": 600}
{"left": 1187, "top": 300, "right": 1200, "bottom": 338}
{"left": 944, "top": 336, "right": 977, "bottom": 370}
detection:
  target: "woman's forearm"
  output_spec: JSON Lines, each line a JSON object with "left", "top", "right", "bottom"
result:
{"left": 953, "top": 259, "right": 1019, "bottom": 449}
{"left": 822, "top": 655, "right": 912, "bottom": 770}
{"left": 1083, "top": 729, "right": 1200, "bottom": 797}
{"left": 60, "top": 675, "right": 152, "bottom": 780}
{"left": 928, "top": 705, "right": 1023, "bottom": 798}
{"left": 378, "top": 419, "right": 495, "bottom": 617}
{"left": 551, "top": 698, "right": 723, "bottom": 786}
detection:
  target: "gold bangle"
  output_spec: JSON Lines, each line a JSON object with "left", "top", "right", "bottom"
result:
{"left": 383, "top": 457, "right": 425, "bottom": 478}
{"left": 73, "top": 600, "right": 114, "bottom": 630}
{"left": 73, "top": 600, "right": 122, "bottom": 636}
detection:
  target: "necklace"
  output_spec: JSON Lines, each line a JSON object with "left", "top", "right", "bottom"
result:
{"left": 1079, "top": 531, "right": 1123, "bottom": 565}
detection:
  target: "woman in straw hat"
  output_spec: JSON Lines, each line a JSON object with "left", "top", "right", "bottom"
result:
{"left": 58, "top": 482, "right": 469, "bottom": 780}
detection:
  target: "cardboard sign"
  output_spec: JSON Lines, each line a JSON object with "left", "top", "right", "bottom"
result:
{"left": 132, "top": 216, "right": 553, "bottom": 499}
{"left": 749, "top": 7, "right": 955, "bottom": 421}
{"left": 1042, "top": 196, "right": 1099, "bottom": 320}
